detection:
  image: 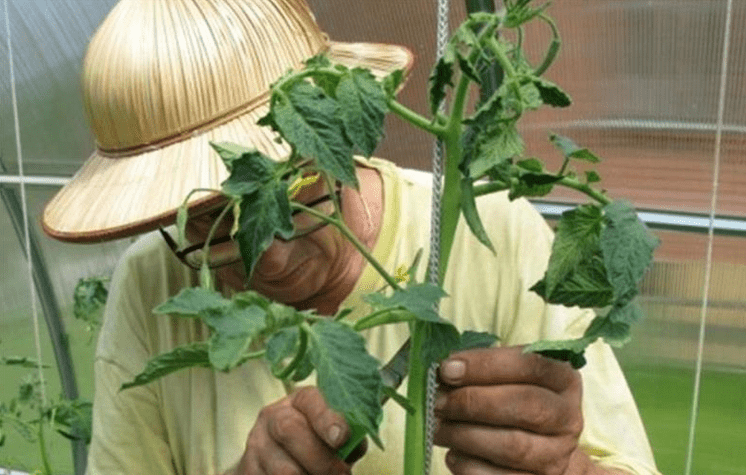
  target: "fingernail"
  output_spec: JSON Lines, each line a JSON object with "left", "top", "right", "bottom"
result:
{"left": 328, "top": 424, "right": 342, "bottom": 446}
{"left": 441, "top": 359, "right": 465, "bottom": 383}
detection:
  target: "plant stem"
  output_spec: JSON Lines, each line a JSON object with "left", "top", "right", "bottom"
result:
{"left": 294, "top": 204, "right": 401, "bottom": 290}
{"left": 38, "top": 414, "right": 52, "bottom": 475}
{"left": 558, "top": 175, "right": 611, "bottom": 205}
{"left": 403, "top": 322, "right": 428, "bottom": 474}
{"left": 387, "top": 100, "right": 446, "bottom": 137}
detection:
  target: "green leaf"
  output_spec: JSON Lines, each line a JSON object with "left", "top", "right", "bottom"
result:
{"left": 428, "top": 46, "right": 456, "bottom": 115}
{"left": 532, "top": 77, "right": 571, "bottom": 108}
{"left": 364, "top": 283, "right": 448, "bottom": 324}
{"left": 307, "top": 320, "right": 384, "bottom": 448}
{"left": 456, "top": 331, "right": 499, "bottom": 351}
{"left": 583, "top": 313, "right": 633, "bottom": 348}
{"left": 1, "top": 356, "right": 48, "bottom": 369}
{"left": 460, "top": 177, "right": 495, "bottom": 253}
{"left": 265, "top": 327, "right": 300, "bottom": 370}
{"left": 508, "top": 172, "right": 561, "bottom": 200}
{"left": 51, "top": 398, "right": 93, "bottom": 444}
{"left": 382, "top": 69, "right": 406, "bottom": 98}
{"left": 531, "top": 256, "right": 615, "bottom": 308}
{"left": 203, "top": 304, "right": 266, "bottom": 371}
{"left": 235, "top": 181, "right": 294, "bottom": 278}
{"left": 210, "top": 141, "right": 257, "bottom": 170}
{"left": 73, "top": 277, "right": 108, "bottom": 326}
{"left": 519, "top": 82, "right": 542, "bottom": 110}
{"left": 420, "top": 322, "right": 461, "bottom": 367}
{"left": 468, "top": 123, "right": 524, "bottom": 178}
{"left": 220, "top": 148, "right": 279, "bottom": 197}
{"left": 543, "top": 204, "right": 605, "bottom": 296}
{"left": 525, "top": 338, "right": 589, "bottom": 369}
{"left": 585, "top": 170, "right": 601, "bottom": 183}
{"left": 336, "top": 68, "right": 388, "bottom": 157}
{"left": 601, "top": 201, "right": 660, "bottom": 305}
{"left": 271, "top": 81, "right": 358, "bottom": 187}
{"left": 550, "top": 133, "right": 601, "bottom": 163}
{"left": 121, "top": 342, "right": 212, "bottom": 390}
{"left": 154, "top": 287, "right": 230, "bottom": 317}
{"left": 6, "top": 417, "right": 36, "bottom": 443}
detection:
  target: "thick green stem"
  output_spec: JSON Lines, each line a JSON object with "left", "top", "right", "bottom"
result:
{"left": 403, "top": 322, "right": 428, "bottom": 474}
{"left": 38, "top": 415, "right": 52, "bottom": 475}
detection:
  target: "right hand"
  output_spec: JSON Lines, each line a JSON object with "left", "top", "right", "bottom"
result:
{"left": 232, "top": 386, "right": 364, "bottom": 475}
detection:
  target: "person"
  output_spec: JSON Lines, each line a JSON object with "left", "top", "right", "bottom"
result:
{"left": 41, "top": 0, "right": 661, "bottom": 474}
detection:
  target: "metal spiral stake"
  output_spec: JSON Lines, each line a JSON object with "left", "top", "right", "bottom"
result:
{"left": 424, "top": 0, "right": 450, "bottom": 473}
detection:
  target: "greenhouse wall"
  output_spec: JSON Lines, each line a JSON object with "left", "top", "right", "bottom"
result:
{"left": 1, "top": 1, "right": 745, "bottom": 474}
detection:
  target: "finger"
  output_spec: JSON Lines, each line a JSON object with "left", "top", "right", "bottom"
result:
{"left": 435, "top": 421, "right": 577, "bottom": 475}
{"left": 291, "top": 386, "right": 350, "bottom": 449}
{"left": 435, "top": 384, "right": 582, "bottom": 435}
{"left": 445, "top": 450, "right": 529, "bottom": 475}
{"left": 439, "top": 346, "right": 580, "bottom": 393}
{"left": 262, "top": 401, "right": 350, "bottom": 475}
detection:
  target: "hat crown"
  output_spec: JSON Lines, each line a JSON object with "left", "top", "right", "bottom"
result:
{"left": 83, "top": 0, "right": 327, "bottom": 153}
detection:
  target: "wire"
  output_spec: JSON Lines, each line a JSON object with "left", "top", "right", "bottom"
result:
{"left": 4, "top": 0, "right": 48, "bottom": 405}
{"left": 684, "top": 1, "right": 734, "bottom": 473}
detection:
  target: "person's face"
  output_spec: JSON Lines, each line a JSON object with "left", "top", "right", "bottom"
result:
{"left": 184, "top": 167, "right": 379, "bottom": 314}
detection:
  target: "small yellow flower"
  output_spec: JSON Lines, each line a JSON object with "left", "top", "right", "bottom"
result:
{"left": 394, "top": 264, "right": 410, "bottom": 284}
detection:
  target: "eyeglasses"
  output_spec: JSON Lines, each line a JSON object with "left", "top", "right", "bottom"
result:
{"left": 160, "top": 184, "right": 343, "bottom": 270}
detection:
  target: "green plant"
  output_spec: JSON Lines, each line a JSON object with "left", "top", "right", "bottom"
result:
{"left": 123, "top": 3, "right": 659, "bottom": 473}
{"left": 0, "top": 349, "right": 92, "bottom": 475}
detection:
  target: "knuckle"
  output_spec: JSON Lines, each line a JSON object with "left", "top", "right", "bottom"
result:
{"left": 269, "top": 461, "right": 302, "bottom": 475}
{"left": 269, "top": 410, "right": 304, "bottom": 445}
{"left": 504, "top": 430, "right": 532, "bottom": 468}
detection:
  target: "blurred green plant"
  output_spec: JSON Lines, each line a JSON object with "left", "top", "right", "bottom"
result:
{"left": 0, "top": 343, "right": 92, "bottom": 475}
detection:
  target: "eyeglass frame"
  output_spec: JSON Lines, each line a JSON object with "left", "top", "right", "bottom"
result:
{"left": 159, "top": 184, "right": 343, "bottom": 270}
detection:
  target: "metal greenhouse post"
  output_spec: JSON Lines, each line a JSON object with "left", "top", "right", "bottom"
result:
{"left": 0, "top": 160, "right": 87, "bottom": 475}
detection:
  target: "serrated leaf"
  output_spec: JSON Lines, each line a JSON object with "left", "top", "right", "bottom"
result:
{"left": 52, "top": 398, "right": 93, "bottom": 444}
{"left": 583, "top": 315, "right": 632, "bottom": 348}
{"left": 550, "top": 134, "right": 601, "bottom": 163}
{"left": 121, "top": 342, "right": 212, "bottom": 390}
{"left": 531, "top": 256, "right": 615, "bottom": 308}
{"left": 532, "top": 77, "right": 571, "bottom": 108}
{"left": 336, "top": 68, "right": 388, "bottom": 157}
{"left": 543, "top": 204, "right": 605, "bottom": 296}
{"left": 265, "top": 327, "right": 300, "bottom": 371}
{"left": 601, "top": 201, "right": 660, "bottom": 305}
{"left": 203, "top": 304, "right": 266, "bottom": 371}
{"left": 364, "top": 283, "right": 448, "bottom": 324}
{"left": 383, "top": 69, "right": 406, "bottom": 98}
{"left": 210, "top": 141, "right": 257, "bottom": 170}
{"left": 460, "top": 177, "right": 495, "bottom": 253}
{"left": 468, "top": 123, "right": 524, "bottom": 178}
{"left": 271, "top": 81, "right": 358, "bottom": 187}
{"left": 235, "top": 183, "right": 294, "bottom": 278}
{"left": 307, "top": 320, "right": 384, "bottom": 448}
{"left": 519, "top": 82, "right": 542, "bottom": 110}
{"left": 220, "top": 148, "right": 279, "bottom": 197}
{"left": 516, "top": 158, "right": 543, "bottom": 173}
{"left": 154, "top": 287, "right": 230, "bottom": 317}
{"left": 428, "top": 46, "right": 456, "bottom": 115}
{"left": 508, "top": 172, "right": 561, "bottom": 200}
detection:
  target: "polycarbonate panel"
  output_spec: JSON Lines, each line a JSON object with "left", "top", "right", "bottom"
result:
{"left": 0, "top": 0, "right": 118, "bottom": 176}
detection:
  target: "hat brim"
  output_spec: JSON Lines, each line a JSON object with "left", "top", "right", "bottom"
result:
{"left": 42, "top": 41, "right": 413, "bottom": 243}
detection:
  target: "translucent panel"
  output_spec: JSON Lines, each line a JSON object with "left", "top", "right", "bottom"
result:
{"left": 0, "top": 0, "right": 119, "bottom": 176}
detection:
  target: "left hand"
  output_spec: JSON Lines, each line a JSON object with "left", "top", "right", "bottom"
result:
{"left": 434, "top": 346, "right": 605, "bottom": 475}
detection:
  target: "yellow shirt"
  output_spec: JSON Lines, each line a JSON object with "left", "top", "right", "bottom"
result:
{"left": 86, "top": 158, "right": 660, "bottom": 474}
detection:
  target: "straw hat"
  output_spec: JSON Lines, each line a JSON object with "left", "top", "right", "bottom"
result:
{"left": 42, "top": 0, "right": 413, "bottom": 243}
